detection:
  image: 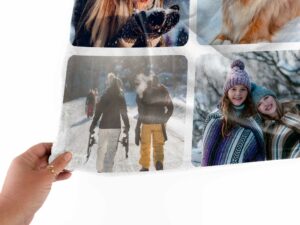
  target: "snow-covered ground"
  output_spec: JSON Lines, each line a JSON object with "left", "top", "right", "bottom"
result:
{"left": 51, "top": 96, "right": 186, "bottom": 173}
{"left": 197, "top": 0, "right": 300, "bottom": 44}
{"left": 191, "top": 147, "right": 201, "bottom": 167}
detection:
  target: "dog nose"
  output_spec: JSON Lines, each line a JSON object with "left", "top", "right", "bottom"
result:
{"left": 170, "top": 5, "right": 179, "bottom": 11}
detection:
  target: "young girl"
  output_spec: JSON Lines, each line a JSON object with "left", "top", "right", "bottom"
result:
{"left": 201, "top": 60, "right": 265, "bottom": 166}
{"left": 72, "top": 0, "right": 165, "bottom": 47}
{"left": 251, "top": 84, "right": 300, "bottom": 160}
{"left": 89, "top": 73, "right": 130, "bottom": 172}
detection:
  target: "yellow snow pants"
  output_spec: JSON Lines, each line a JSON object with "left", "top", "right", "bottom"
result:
{"left": 139, "top": 124, "right": 165, "bottom": 169}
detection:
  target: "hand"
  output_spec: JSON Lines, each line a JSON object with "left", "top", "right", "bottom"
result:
{"left": 0, "top": 143, "right": 72, "bottom": 225}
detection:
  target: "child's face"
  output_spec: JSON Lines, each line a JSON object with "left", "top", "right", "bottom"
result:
{"left": 257, "top": 95, "right": 277, "bottom": 117}
{"left": 133, "top": 0, "right": 155, "bottom": 11}
{"left": 227, "top": 85, "right": 248, "bottom": 106}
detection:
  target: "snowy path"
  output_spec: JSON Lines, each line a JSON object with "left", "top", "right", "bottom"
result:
{"left": 52, "top": 98, "right": 185, "bottom": 173}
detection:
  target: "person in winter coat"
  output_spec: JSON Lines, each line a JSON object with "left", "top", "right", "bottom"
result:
{"left": 251, "top": 83, "right": 300, "bottom": 160}
{"left": 201, "top": 60, "right": 265, "bottom": 166}
{"left": 135, "top": 74, "right": 173, "bottom": 171}
{"left": 85, "top": 89, "right": 96, "bottom": 118}
{"left": 90, "top": 73, "right": 130, "bottom": 172}
{"left": 72, "top": 0, "right": 165, "bottom": 47}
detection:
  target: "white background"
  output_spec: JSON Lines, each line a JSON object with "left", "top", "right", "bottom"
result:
{"left": 1, "top": 1, "right": 300, "bottom": 225}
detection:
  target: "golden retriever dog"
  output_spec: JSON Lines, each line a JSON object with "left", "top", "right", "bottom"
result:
{"left": 211, "top": 0, "right": 300, "bottom": 44}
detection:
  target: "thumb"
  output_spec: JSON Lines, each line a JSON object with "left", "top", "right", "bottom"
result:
{"left": 47, "top": 152, "right": 72, "bottom": 180}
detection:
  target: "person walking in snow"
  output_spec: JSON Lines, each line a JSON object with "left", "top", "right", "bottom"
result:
{"left": 85, "top": 89, "right": 96, "bottom": 118}
{"left": 201, "top": 60, "right": 265, "bottom": 166}
{"left": 251, "top": 83, "right": 300, "bottom": 160}
{"left": 90, "top": 73, "right": 130, "bottom": 172}
{"left": 135, "top": 74, "right": 173, "bottom": 171}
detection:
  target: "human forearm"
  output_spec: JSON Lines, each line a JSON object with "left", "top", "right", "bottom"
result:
{"left": 0, "top": 193, "right": 32, "bottom": 225}
{"left": 121, "top": 113, "right": 130, "bottom": 130}
{"left": 0, "top": 144, "right": 72, "bottom": 225}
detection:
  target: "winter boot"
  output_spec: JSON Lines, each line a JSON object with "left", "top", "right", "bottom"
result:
{"left": 155, "top": 161, "right": 163, "bottom": 170}
{"left": 140, "top": 167, "right": 149, "bottom": 172}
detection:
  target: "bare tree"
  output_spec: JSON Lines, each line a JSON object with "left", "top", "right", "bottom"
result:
{"left": 193, "top": 50, "right": 300, "bottom": 148}
{"left": 237, "top": 51, "right": 300, "bottom": 97}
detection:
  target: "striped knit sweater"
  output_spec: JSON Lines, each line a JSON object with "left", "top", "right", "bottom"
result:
{"left": 201, "top": 109, "right": 265, "bottom": 166}
{"left": 262, "top": 101, "right": 300, "bottom": 160}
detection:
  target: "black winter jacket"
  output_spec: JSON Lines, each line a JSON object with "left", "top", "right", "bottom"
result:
{"left": 90, "top": 88, "right": 130, "bottom": 130}
{"left": 136, "top": 84, "right": 173, "bottom": 124}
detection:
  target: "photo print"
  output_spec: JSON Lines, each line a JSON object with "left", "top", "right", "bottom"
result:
{"left": 197, "top": 0, "right": 300, "bottom": 45}
{"left": 71, "top": 0, "right": 189, "bottom": 47}
{"left": 192, "top": 50, "right": 300, "bottom": 167}
{"left": 51, "top": 55, "right": 188, "bottom": 173}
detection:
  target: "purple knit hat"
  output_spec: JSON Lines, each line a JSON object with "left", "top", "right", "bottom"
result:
{"left": 223, "top": 60, "right": 251, "bottom": 94}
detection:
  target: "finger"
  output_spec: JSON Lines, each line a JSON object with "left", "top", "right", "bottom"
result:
{"left": 38, "top": 155, "right": 51, "bottom": 169}
{"left": 47, "top": 152, "right": 72, "bottom": 179}
{"left": 55, "top": 171, "right": 72, "bottom": 182}
{"left": 17, "top": 143, "right": 53, "bottom": 169}
{"left": 25, "top": 143, "right": 53, "bottom": 159}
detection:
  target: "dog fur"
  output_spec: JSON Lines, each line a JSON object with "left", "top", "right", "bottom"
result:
{"left": 211, "top": 0, "right": 300, "bottom": 44}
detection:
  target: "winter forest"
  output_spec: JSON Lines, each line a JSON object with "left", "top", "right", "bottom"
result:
{"left": 64, "top": 56, "right": 187, "bottom": 103}
{"left": 53, "top": 55, "right": 187, "bottom": 172}
{"left": 192, "top": 50, "right": 300, "bottom": 165}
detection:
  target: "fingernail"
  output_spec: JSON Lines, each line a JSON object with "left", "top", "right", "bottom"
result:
{"left": 64, "top": 152, "right": 72, "bottom": 161}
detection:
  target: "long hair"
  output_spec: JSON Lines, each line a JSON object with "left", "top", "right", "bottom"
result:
{"left": 106, "top": 72, "right": 122, "bottom": 97}
{"left": 259, "top": 98, "right": 283, "bottom": 121}
{"left": 220, "top": 93, "right": 255, "bottom": 137}
{"left": 85, "top": 0, "right": 163, "bottom": 47}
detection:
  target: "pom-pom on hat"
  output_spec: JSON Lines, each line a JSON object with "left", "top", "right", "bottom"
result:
{"left": 223, "top": 60, "right": 251, "bottom": 94}
{"left": 251, "top": 83, "right": 277, "bottom": 107}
